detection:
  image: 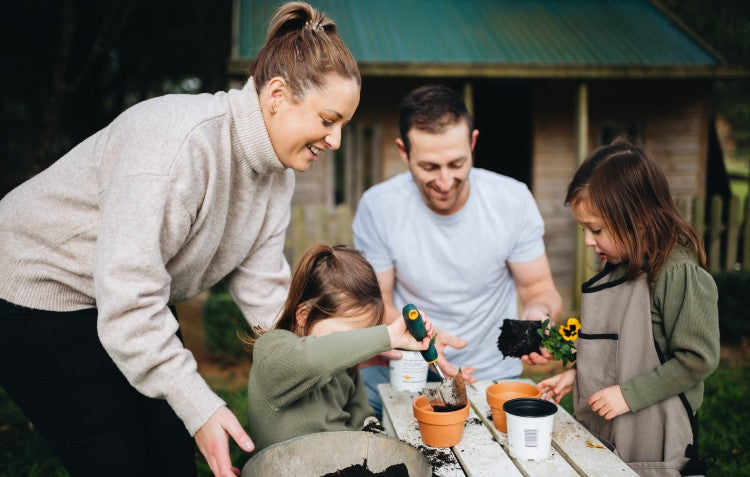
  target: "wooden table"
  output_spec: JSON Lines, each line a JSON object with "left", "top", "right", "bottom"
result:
{"left": 378, "top": 380, "right": 638, "bottom": 476}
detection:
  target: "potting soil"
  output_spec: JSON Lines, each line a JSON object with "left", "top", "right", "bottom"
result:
{"left": 320, "top": 459, "right": 409, "bottom": 477}
{"left": 496, "top": 319, "right": 543, "bottom": 357}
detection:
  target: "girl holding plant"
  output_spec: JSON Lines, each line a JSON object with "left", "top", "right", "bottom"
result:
{"left": 538, "top": 137, "right": 719, "bottom": 476}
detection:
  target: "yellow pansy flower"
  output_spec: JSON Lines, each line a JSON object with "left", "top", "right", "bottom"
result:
{"left": 558, "top": 317, "right": 581, "bottom": 341}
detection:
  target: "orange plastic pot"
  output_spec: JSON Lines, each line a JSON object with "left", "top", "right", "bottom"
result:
{"left": 485, "top": 381, "right": 541, "bottom": 432}
{"left": 412, "top": 395, "right": 469, "bottom": 448}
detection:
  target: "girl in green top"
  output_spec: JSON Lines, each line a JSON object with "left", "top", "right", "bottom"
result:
{"left": 539, "top": 137, "right": 719, "bottom": 476}
{"left": 242, "top": 244, "right": 434, "bottom": 455}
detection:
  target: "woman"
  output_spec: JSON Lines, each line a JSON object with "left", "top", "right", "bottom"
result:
{"left": 0, "top": 2, "right": 360, "bottom": 476}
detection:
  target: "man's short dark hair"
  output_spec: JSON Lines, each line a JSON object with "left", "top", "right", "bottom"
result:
{"left": 398, "top": 84, "right": 474, "bottom": 155}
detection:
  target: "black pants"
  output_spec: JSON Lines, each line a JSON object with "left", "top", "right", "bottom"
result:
{"left": 0, "top": 299, "right": 196, "bottom": 477}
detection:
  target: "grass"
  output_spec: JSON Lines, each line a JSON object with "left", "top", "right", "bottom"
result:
{"left": 1, "top": 357, "right": 748, "bottom": 476}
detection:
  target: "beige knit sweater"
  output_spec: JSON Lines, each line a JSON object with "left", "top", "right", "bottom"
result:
{"left": 0, "top": 78, "right": 295, "bottom": 435}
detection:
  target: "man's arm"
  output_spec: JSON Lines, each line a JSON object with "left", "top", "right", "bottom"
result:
{"left": 375, "top": 269, "right": 401, "bottom": 325}
{"left": 508, "top": 253, "right": 563, "bottom": 366}
{"left": 508, "top": 253, "right": 562, "bottom": 322}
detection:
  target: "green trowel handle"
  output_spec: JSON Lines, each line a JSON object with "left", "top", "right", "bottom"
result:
{"left": 401, "top": 303, "right": 438, "bottom": 363}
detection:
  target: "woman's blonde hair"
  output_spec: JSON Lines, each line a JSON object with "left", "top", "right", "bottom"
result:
{"left": 251, "top": 2, "right": 361, "bottom": 98}
{"left": 241, "top": 244, "right": 384, "bottom": 358}
{"left": 565, "top": 136, "right": 706, "bottom": 282}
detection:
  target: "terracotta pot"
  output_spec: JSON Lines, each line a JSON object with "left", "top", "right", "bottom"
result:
{"left": 412, "top": 395, "right": 470, "bottom": 447}
{"left": 486, "top": 381, "right": 541, "bottom": 432}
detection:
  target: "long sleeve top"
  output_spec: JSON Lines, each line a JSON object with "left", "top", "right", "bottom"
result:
{"left": 247, "top": 326, "right": 392, "bottom": 453}
{"left": 0, "top": 78, "right": 295, "bottom": 434}
{"left": 620, "top": 247, "right": 720, "bottom": 413}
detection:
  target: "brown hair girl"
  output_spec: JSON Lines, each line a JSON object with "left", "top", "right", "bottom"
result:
{"left": 242, "top": 244, "right": 385, "bottom": 356}
{"left": 565, "top": 136, "right": 706, "bottom": 282}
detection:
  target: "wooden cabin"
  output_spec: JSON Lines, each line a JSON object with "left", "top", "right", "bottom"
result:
{"left": 230, "top": 0, "right": 745, "bottom": 312}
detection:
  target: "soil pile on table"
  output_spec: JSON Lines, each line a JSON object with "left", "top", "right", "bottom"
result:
{"left": 362, "top": 419, "right": 386, "bottom": 434}
{"left": 320, "top": 459, "right": 409, "bottom": 476}
{"left": 497, "top": 319, "right": 543, "bottom": 357}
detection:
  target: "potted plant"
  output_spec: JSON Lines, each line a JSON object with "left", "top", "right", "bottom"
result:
{"left": 412, "top": 395, "right": 469, "bottom": 448}
{"left": 496, "top": 318, "right": 580, "bottom": 366}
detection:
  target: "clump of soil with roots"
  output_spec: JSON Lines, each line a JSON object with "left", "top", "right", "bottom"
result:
{"left": 497, "top": 319, "right": 543, "bottom": 357}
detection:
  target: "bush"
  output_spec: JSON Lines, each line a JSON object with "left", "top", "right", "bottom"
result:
{"left": 202, "top": 281, "right": 254, "bottom": 364}
{"left": 712, "top": 270, "right": 750, "bottom": 345}
{"left": 699, "top": 361, "right": 750, "bottom": 476}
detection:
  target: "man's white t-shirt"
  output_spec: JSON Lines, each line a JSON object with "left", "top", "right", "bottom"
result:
{"left": 353, "top": 168, "right": 546, "bottom": 380}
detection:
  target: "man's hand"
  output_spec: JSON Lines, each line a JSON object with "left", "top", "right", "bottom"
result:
{"left": 358, "top": 350, "right": 402, "bottom": 369}
{"left": 589, "top": 385, "right": 630, "bottom": 420}
{"left": 520, "top": 347, "right": 554, "bottom": 366}
{"left": 195, "top": 406, "right": 254, "bottom": 477}
{"left": 519, "top": 304, "right": 554, "bottom": 365}
{"left": 519, "top": 304, "right": 550, "bottom": 322}
{"left": 434, "top": 330, "right": 477, "bottom": 383}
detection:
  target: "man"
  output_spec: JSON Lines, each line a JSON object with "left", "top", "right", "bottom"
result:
{"left": 353, "top": 85, "right": 562, "bottom": 417}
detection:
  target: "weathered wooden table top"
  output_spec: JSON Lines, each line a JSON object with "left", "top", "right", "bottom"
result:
{"left": 378, "top": 380, "right": 638, "bottom": 477}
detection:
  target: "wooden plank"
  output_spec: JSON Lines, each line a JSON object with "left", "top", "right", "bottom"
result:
{"left": 468, "top": 381, "right": 579, "bottom": 477}
{"left": 551, "top": 411, "right": 638, "bottom": 477}
{"left": 454, "top": 404, "right": 522, "bottom": 476}
{"left": 333, "top": 203, "right": 354, "bottom": 246}
{"left": 378, "top": 384, "right": 465, "bottom": 477}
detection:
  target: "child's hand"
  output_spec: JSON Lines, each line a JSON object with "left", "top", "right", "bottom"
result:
{"left": 386, "top": 309, "right": 433, "bottom": 351}
{"left": 537, "top": 368, "right": 576, "bottom": 404}
{"left": 588, "top": 385, "right": 630, "bottom": 420}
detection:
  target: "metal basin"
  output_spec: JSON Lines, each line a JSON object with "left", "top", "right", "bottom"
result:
{"left": 241, "top": 430, "right": 432, "bottom": 476}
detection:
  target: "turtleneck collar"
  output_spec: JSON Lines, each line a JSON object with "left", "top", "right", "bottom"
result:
{"left": 228, "top": 77, "right": 286, "bottom": 176}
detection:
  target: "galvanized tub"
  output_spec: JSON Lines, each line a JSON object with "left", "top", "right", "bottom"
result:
{"left": 241, "top": 431, "right": 432, "bottom": 476}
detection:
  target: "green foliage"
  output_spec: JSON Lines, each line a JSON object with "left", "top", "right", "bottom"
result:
{"left": 699, "top": 361, "right": 750, "bottom": 476}
{"left": 712, "top": 270, "right": 750, "bottom": 345}
{"left": 0, "top": 388, "right": 69, "bottom": 477}
{"left": 659, "top": 1, "right": 750, "bottom": 160}
{"left": 202, "top": 282, "right": 254, "bottom": 364}
{"left": 537, "top": 318, "right": 579, "bottom": 366}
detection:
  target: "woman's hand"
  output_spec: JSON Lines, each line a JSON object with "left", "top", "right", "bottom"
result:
{"left": 386, "top": 309, "right": 433, "bottom": 351}
{"left": 195, "top": 406, "right": 254, "bottom": 477}
{"left": 589, "top": 385, "right": 630, "bottom": 420}
{"left": 537, "top": 368, "right": 576, "bottom": 403}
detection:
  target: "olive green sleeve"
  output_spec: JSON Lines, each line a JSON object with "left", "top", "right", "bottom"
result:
{"left": 252, "top": 326, "right": 392, "bottom": 409}
{"left": 620, "top": 253, "right": 720, "bottom": 413}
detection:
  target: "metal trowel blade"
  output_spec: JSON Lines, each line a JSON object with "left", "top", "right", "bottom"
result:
{"left": 424, "top": 368, "right": 468, "bottom": 411}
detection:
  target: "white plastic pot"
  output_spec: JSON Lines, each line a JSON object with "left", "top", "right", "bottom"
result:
{"left": 503, "top": 398, "right": 558, "bottom": 461}
{"left": 389, "top": 350, "right": 428, "bottom": 392}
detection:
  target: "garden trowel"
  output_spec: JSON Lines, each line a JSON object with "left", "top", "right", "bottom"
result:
{"left": 402, "top": 303, "right": 468, "bottom": 412}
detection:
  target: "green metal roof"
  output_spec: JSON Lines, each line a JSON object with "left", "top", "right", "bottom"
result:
{"left": 234, "top": 0, "right": 725, "bottom": 77}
